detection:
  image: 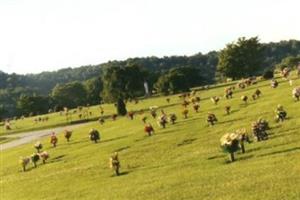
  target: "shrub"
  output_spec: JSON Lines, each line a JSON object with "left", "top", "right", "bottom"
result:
{"left": 263, "top": 69, "right": 274, "bottom": 79}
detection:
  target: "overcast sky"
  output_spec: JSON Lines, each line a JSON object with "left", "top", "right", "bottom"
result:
{"left": 0, "top": 0, "right": 299, "bottom": 74}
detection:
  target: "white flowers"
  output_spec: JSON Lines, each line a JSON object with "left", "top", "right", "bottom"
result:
{"left": 220, "top": 133, "right": 240, "bottom": 147}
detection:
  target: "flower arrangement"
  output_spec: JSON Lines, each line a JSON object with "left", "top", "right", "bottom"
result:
{"left": 225, "top": 106, "right": 231, "bottom": 115}
{"left": 5, "top": 120, "right": 11, "bottom": 130}
{"left": 112, "top": 114, "right": 118, "bottom": 121}
{"left": 193, "top": 104, "right": 200, "bottom": 112}
{"left": 220, "top": 133, "right": 240, "bottom": 162}
{"left": 149, "top": 106, "right": 158, "bottom": 118}
{"left": 252, "top": 118, "right": 269, "bottom": 141}
{"left": 99, "top": 117, "right": 105, "bottom": 125}
{"left": 255, "top": 89, "right": 261, "bottom": 97}
{"left": 141, "top": 115, "right": 147, "bottom": 123}
{"left": 64, "top": 130, "right": 72, "bottom": 142}
{"left": 109, "top": 152, "right": 120, "bottom": 176}
{"left": 207, "top": 113, "right": 218, "bottom": 126}
{"left": 34, "top": 141, "right": 43, "bottom": 153}
{"left": 271, "top": 79, "right": 278, "bottom": 88}
{"left": 211, "top": 96, "right": 220, "bottom": 105}
{"left": 50, "top": 133, "right": 58, "bottom": 147}
{"left": 235, "top": 128, "right": 251, "bottom": 153}
{"left": 182, "top": 100, "right": 189, "bottom": 107}
{"left": 19, "top": 157, "right": 30, "bottom": 172}
{"left": 144, "top": 123, "right": 154, "bottom": 136}
{"left": 292, "top": 87, "right": 300, "bottom": 101}
{"left": 128, "top": 111, "right": 134, "bottom": 120}
{"left": 281, "top": 67, "right": 290, "bottom": 79}
{"left": 182, "top": 109, "right": 189, "bottom": 119}
{"left": 275, "top": 105, "right": 287, "bottom": 122}
{"left": 237, "top": 82, "right": 246, "bottom": 89}
{"left": 157, "top": 114, "right": 168, "bottom": 128}
{"left": 89, "top": 128, "right": 100, "bottom": 143}
{"left": 241, "top": 95, "right": 248, "bottom": 104}
{"left": 169, "top": 114, "right": 177, "bottom": 124}
{"left": 39, "top": 151, "right": 49, "bottom": 164}
{"left": 31, "top": 153, "right": 40, "bottom": 168}
{"left": 225, "top": 87, "right": 233, "bottom": 99}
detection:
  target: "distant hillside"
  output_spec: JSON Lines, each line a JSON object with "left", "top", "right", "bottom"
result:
{"left": 0, "top": 39, "right": 300, "bottom": 118}
{"left": 1, "top": 39, "right": 300, "bottom": 94}
{"left": 0, "top": 65, "right": 102, "bottom": 95}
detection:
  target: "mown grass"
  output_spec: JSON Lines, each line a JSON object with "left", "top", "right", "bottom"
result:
{"left": 1, "top": 72, "right": 300, "bottom": 200}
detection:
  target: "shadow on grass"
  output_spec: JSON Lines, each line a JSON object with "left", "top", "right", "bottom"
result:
{"left": 269, "top": 126, "right": 300, "bottom": 138}
{"left": 177, "top": 138, "right": 197, "bottom": 147}
{"left": 247, "top": 138, "right": 300, "bottom": 154}
{"left": 158, "top": 128, "right": 184, "bottom": 135}
{"left": 113, "top": 146, "right": 130, "bottom": 152}
{"left": 134, "top": 136, "right": 149, "bottom": 142}
{"left": 218, "top": 118, "right": 242, "bottom": 125}
{"left": 49, "top": 155, "right": 66, "bottom": 163}
{"left": 207, "top": 154, "right": 226, "bottom": 160}
{"left": 64, "top": 140, "right": 89, "bottom": 145}
{"left": 222, "top": 154, "right": 254, "bottom": 164}
{"left": 102, "top": 135, "right": 129, "bottom": 143}
{"left": 270, "top": 131, "right": 297, "bottom": 140}
{"left": 236, "top": 154, "right": 254, "bottom": 161}
{"left": 110, "top": 171, "right": 130, "bottom": 177}
{"left": 20, "top": 167, "right": 35, "bottom": 173}
{"left": 222, "top": 109, "right": 240, "bottom": 116}
{"left": 258, "top": 147, "right": 300, "bottom": 158}
{"left": 230, "top": 109, "right": 240, "bottom": 114}
{"left": 181, "top": 117, "right": 201, "bottom": 123}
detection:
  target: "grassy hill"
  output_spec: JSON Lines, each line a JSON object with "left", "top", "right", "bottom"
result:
{"left": 1, "top": 72, "right": 300, "bottom": 200}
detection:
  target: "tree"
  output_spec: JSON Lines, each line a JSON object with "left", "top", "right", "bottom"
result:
{"left": 116, "top": 98, "right": 127, "bottom": 116}
{"left": 0, "top": 104, "right": 7, "bottom": 121}
{"left": 84, "top": 77, "right": 103, "bottom": 105}
{"left": 218, "top": 37, "right": 264, "bottom": 79}
{"left": 262, "top": 69, "right": 274, "bottom": 79}
{"left": 276, "top": 55, "right": 300, "bottom": 69}
{"left": 51, "top": 81, "right": 87, "bottom": 109}
{"left": 16, "top": 95, "right": 52, "bottom": 116}
{"left": 101, "top": 65, "right": 146, "bottom": 102}
{"left": 154, "top": 67, "right": 204, "bottom": 95}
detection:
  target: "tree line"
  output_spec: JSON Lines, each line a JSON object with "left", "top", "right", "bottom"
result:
{"left": 1, "top": 38, "right": 300, "bottom": 119}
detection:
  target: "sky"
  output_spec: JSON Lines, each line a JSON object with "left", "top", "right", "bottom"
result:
{"left": 0, "top": 0, "right": 299, "bottom": 74}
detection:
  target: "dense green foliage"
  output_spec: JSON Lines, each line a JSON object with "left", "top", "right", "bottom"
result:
{"left": 218, "top": 37, "right": 264, "bottom": 79}
{"left": 16, "top": 95, "right": 52, "bottom": 116}
{"left": 83, "top": 77, "right": 103, "bottom": 105}
{"left": 51, "top": 81, "right": 88, "bottom": 109}
{"left": 262, "top": 69, "right": 274, "bottom": 79}
{"left": 276, "top": 55, "right": 300, "bottom": 69}
{"left": 154, "top": 67, "right": 205, "bottom": 95}
{"left": 101, "top": 65, "right": 146, "bottom": 102}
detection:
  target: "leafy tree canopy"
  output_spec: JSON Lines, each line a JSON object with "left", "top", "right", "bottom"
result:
{"left": 218, "top": 37, "right": 264, "bottom": 79}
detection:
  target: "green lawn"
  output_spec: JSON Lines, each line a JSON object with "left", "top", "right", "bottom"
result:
{"left": 1, "top": 73, "right": 300, "bottom": 200}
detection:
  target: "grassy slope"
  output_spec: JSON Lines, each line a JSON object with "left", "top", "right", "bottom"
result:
{"left": 1, "top": 74, "right": 300, "bottom": 200}
{"left": 0, "top": 96, "right": 166, "bottom": 136}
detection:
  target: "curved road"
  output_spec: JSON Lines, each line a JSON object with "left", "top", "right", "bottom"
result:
{"left": 0, "top": 123, "right": 89, "bottom": 151}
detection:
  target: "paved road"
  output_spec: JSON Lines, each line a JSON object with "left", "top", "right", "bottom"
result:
{"left": 0, "top": 123, "right": 89, "bottom": 151}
